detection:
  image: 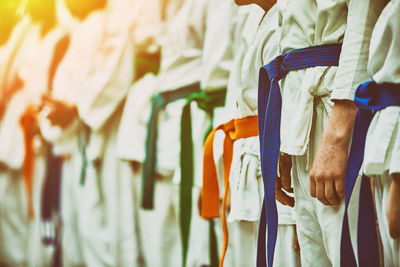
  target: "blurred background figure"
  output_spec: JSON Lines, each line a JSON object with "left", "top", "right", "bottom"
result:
{"left": 0, "top": 0, "right": 67, "bottom": 266}
{"left": 40, "top": 0, "right": 139, "bottom": 266}
{"left": 0, "top": 0, "right": 24, "bottom": 122}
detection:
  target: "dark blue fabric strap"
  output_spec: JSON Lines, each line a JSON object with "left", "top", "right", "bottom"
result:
{"left": 257, "top": 43, "right": 342, "bottom": 267}
{"left": 340, "top": 81, "right": 400, "bottom": 267}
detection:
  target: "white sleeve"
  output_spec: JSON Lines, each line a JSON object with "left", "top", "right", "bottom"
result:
{"left": 76, "top": 28, "right": 134, "bottom": 131}
{"left": 331, "top": 0, "right": 387, "bottom": 101}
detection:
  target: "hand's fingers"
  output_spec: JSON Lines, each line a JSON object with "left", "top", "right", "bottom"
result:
{"left": 335, "top": 176, "right": 345, "bottom": 200}
{"left": 316, "top": 180, "right": 330, "bottom": 205}
{"left": 276, "top": 189, "right": 295, "bottom": 207}
{"left": 280, "top": 155, "right": 293, "bottom": 192}
{"left": 325, "top": 180, "right": 341, "bottom": 206}
{"left": 310, "top": 177, "right": 316, "bottom": 198}
{"left": 276, "top": 177, "right": 294, "bottom": 206}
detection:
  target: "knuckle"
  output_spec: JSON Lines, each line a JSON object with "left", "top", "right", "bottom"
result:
{"left": 326, "top": 191, "right": 334, "bottom": 200}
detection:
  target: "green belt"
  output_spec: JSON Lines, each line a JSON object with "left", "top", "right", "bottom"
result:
{"left": 141, "top": 82, "right": 201, "bottom": 210}
{"left": 134, "top": 50, "right": 161, "bottom": 81}
{"left": 180, "top": 89, "right": 226, "bottom": 267}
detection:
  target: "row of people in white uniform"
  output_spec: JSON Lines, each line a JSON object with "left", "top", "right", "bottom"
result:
{"left": 0, "top": 0, "right": 399, "bottom": 266}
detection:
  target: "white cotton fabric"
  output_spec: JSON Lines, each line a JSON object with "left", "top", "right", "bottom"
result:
{"left": 155, "top": 0, "right": 207, "bottom": 177}
{"left": 212, "top": 4, "right": 263, "bottom": 218}
{"left": 175, "top": 0, "right": 238, "bottom": 187}
{"left": 0, "top": 18, "right": 64, "bottom": 169}
{"left": 0, "top": 18, "right": 65, "bottom": 267}
{"left": 39, "top": 6, "right": 106, "bottom": 266}
{"left": 208, "top": 5, "right": 300, "bottom": 267}
{"left": 226, "top": 4, "right": 296, "bottom": 225}
{"left": 292, "top": 136, "right": 359, "bottom": 267}
{"left": 277, "top": 0, "right": 385, "bottom": 159}
{"left": 361, "top": 2, "right": 400, "bottom": 266}
{"left": 276, "top": 0, "right": 385, "bottom": 265}
{"left": 137, "top": 0, "right": 234, "bottom": 265}
{"left": 116, "top": 1, "right": 189, "bottom": 266}
{"left": 363, "top": 0, "right": 400, "bottom": 177}
{"left": 116, "top": 0, "right": 166, "bottom": 162}
{"left": 51, "top": 1, "right": 139, "bottom": 266}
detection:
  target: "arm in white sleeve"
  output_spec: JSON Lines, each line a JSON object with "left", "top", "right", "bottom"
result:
{"left": 76, "top": 28, "right": 134, "bottom": 131}
{"left": 331, "top": 0, "right": 387, "bottom": 101}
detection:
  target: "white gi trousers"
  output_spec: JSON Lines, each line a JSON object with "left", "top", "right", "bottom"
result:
{"left": 61, "top": 151, "right": 85, "bottom": 267}
{"left": 291, "top": 97, "right": 359, "bottom": 267}
{"left": 0, "top": 154, "right": 52, "bottom": 267}
{"left": 77, "top": 111, "right": 139, "bottom": 267}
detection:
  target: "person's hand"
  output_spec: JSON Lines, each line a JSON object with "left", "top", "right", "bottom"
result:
{"left": 41, "top": 94, "right": 77, "bottom": 129}
{"left": 20, "top": 104, "right": 40, "bottom": 138}
{"left": 276, "top": 152, "right": 295, "bottom": 207}
{"left": 310, "top": 100, "right": 357, "bottom": 206}
{"left": 386, "top": 174, "right": 400, "bottom": 239}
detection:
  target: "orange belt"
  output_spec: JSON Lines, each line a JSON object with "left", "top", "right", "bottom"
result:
{"left": 201, "top": 115, "right": 259, "bottom": 267}
{"left": 20, "top": 105, "right": 38, "bottom": 220}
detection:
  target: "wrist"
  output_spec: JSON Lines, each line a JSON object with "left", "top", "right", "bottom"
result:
{"left": 392, "top": 174, "right": 400, "bottom": 185}
{"left": 325, "top": 100, "right": 357, "bottom": 147}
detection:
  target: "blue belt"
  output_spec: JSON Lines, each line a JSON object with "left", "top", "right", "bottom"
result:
{"left": 340, "top": 81, "right": 400, "bottom": 267}
{"left": 257, "top": 43, "right": 342, "bottom": 267}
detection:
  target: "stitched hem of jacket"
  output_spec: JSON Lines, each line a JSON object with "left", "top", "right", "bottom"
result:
{"left": 330, "top": 88, "right": 356, "bottom": 102}
{"left": 363, "top": 163, "right": 400, "bottom": 177}
{"left": 280, "top": 143, "right": 307, "bottom": 157}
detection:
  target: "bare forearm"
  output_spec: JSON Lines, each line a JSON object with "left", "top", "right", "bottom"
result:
{"left": 324, "top": 100, "right": 358, "bottom": 148}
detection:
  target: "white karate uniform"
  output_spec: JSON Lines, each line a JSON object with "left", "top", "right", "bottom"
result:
{"left": 54, "top": 1, "right": 137, "bottom": 266}
{"left": 363, "top": 0, "right": 400, "bottom": 265}
{"left": 211, "top": 3, "right": 300, "bottom": 266}
{"left": 138, "top": 0, "right": 209, "bottom": 266}
{"left": 175, "top": 0, "right": 238, "bottom": 266}
{"left": 0, "top": 18, "right": 30, "bottom": 265}
{"left": 120, "top": 0, "right": 236, "bottom": 265}
{"left": 276, "top": 0, "right": 385, "bottom": 266}
{"left": 0, "top": 17, "right": 65, "bottom": 266}
{"left": 39, "top": 2, "right": 106, "bottom": 265}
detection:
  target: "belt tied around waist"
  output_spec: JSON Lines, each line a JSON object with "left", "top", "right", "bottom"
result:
{"left": 180, "top": 89, "right": 226, "bottom": 267}
{"left": 257, "top": 43, "right": 342, "bottom": 267}
{"left": 202, "top": 115, "right": 259, "bottom": 267}
{"left": 141, "top": 82, "right": 201, "bottom": 210}
{"left": 340, "top": 81, "right": 400, "bottom": 267}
